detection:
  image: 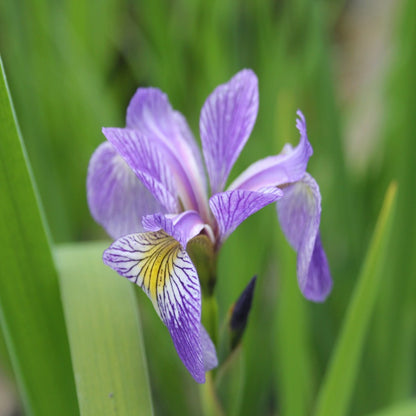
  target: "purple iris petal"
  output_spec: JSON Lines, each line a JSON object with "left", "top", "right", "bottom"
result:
{"left": 88, "top": 70, "right": 332, "bottom": 385}
{"left": 142, "top": 211, "right": 207, "bottom": 248}
{"left": 200, "top": 324, "right": 218, "bottom": 371}
{"left": 200, "top": 69, "right": 259, "bottom": 194}
{"left": 102, "top": 127, "right": 179, "bottom": 213}
{"left": 302, "top": 233, "right": 332, "bottom": 302}
{"left": 276, "top": 173, "right": 332, "bottom": 301}
{"left": 126, "top": 88, "right": 208, "bottom": 218}
{"left": 87, "top": 142, "right": 163, "bottom": 239}
{"left": 210, "top": 187, "right": 283, "bottom": 243}
{"left": 229, "top": 110, "right": 312, "bottom": 191}
{"left": 127, "top": 88, "right": 198, "bottom": 152}
{"left": 103, "top": 231, "right": 215, "bottom": 383}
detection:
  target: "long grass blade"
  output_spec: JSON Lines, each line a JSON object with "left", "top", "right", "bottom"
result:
{"left": 56, "top": 241, "right": 154, "bottom": 416}
{"left": 314, "top": 182, "right": 398, "bottom": 416}
{"left": 0, "top": 57, "right": 79, "bottom": 415}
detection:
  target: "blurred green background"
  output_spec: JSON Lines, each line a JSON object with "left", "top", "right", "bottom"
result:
{"left": 0, "top": 0, "right": 415, "bottom": 415}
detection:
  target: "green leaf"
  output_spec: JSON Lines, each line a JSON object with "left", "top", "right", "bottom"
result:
{"left": 273, "top": 90, "right": 314, "bottom": 416}
{"left": 0, "top": 57, "right": 79, "bottom": 415}
{"left": 314, "top": 182, "right": 398, "bottom": 416}
{"left": 366, "top": 400, "right": 416, "bottom": 416}
{"left": 214, "top": 347, "right": 244, "bottom": 416}
{"left": 274, "top": 233, "right": 313, "bottom": 416}
{"left": 55, "top": 241, "right": 154, "bottom": 416}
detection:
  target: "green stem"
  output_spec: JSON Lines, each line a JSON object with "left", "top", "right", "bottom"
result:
{"left": 202, "top": 294, "right": 218, "bottom": 346}
{"left": 199, "top": 371, "right": 225, "bottom": 416}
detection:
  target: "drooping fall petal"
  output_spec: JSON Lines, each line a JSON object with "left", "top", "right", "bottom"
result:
{"left": 277, "top": 173, "right": 332, "bottom": 301}
{"left": 103, "top": 230, "right": 217, "bottom": 382}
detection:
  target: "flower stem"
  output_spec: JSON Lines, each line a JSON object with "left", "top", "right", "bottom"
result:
{"left": 202, "top": 294, "right": 218, "bottom": 345}
{"left": 199, "top": 371, "right": 224, "bottom": 416}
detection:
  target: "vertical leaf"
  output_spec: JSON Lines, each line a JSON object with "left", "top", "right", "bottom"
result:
{"left": 273, "top": 92, "right": 314, "bottom": 416}
{"left": 373, "top": 0, "right": 416, "bottom": 403}
{"left": 56, "top": 242, "right": 154, "bottom": 416}
{"left": 0, "top": 57, "right": 79, "bottom": 415}
{"left": 314, "top": 182, "right": 398, "bottom": 416}
{"left": 274, "top": 236, "right": 313, "bottom": 416}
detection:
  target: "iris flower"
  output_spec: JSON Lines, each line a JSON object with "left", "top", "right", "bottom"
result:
{"left": 87, "top": 69, "right": 331, "bottom": 383}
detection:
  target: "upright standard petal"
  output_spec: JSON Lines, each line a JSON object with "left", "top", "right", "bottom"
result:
{"left": 229, "top": 111, "right": 312, "bottom": 191}
{"left": 103, "top": 231, "right": 217, "bottom": 382}
{"left": 210, "top": 187, "right": 283, "bottom": 243}
{"left": 200, "top": 69, "right": 259, "bottom": 194}
{"left": 102, "top": 127, "right": 179, "bottom": 213}
{"left": 87, "top": 142, "right": 163, "bottom": 239}
{"left": 126, "top": 88, "right": 208, "bottom": 218}
{"left": 276, "top": 174, "right": 332, "bottom": 301}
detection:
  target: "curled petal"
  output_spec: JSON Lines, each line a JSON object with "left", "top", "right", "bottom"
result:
{"left": 277, "top": 174, "right": 332, "bottom": 301}
{"left": 87, "top": 142, "right": 162, "bottom": 239}
{"left": 200, "top": 69, "right": 259, "bottom": 194}
{"left": 210, "top": 187, "right": 283, "bottom": 243}
{"left": 103, "top": 231, "right": 216, "bottom": 382}
{"left": 102, "top": 127, "right": 178, "bottom": 212}
{"left": 126, "top": 88, "right": 208, "bottom": 217}
{"left": 142, "top": 211, "right": 207, "bottom": 248}
{"left": 229, "top": 110, "right": 312, "bottom": 191}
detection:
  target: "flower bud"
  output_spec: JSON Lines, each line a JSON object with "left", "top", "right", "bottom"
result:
{"left": 229, "top": 275, "right": 257, "bottom": 350}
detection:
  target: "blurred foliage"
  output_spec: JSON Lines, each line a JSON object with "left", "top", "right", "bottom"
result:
{"left": 0, "top": 0, "right": 415, "bottom": 415}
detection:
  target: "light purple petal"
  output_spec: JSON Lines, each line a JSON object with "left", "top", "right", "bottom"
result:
{"left": 229, "top": 110, "right": 313, "bottom": 191}
{"left": 126, "top": 88, "right": 208, "bottom": 218}
{"left": 102, "top": 127, "right": 179, "bottom": 212}
{"left": 142, "top": 211, "right": 206, "bottom": 248}
{"left": 103, "top": 231, "right": 215, "bottom": 383}
{"left": 302, "top": 233, "right": 332, "bottom": 302}
{"left": 200, "top": 324, "right": 218, "bottom": 371}
{"left": 200, "top": 69, "right": 259, "bottom": 194}
{"left": 87, "top": 142, "right": 163, "bottom": 239}
{"left": 276, "top": 174, "right": 332, "bottom": 302}
{"left": 210, "top": 187, "right": 283, "bottom": 243}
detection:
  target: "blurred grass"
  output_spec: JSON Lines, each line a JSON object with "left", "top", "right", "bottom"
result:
{"left": 1, "top": 0, "right": 415, "bottom": 414}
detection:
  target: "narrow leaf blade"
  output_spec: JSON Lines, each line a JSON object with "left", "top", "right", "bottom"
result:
{"left": 56, "top": 241, "right": 154, "bottom": 416}
{"left": 314, "top": 182, "right": 398, "bottom": 416}
{"left": 0, "top": 57, "right": 79, "bottom": 415}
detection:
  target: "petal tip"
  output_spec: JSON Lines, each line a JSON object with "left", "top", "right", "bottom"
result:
{"left": 101, "top": 126, "right": 113, "bottom": 136}
{"left": 193, "top": 372, "right": 206, "bottom": 384}
{"left": 295, "top": 111, "right": 313, "bottom": 158}
{"left": 299, "top": 234, "right": 332, "bottom": 303}
{"left": 302, "top": 278, "right": 333, "bottom": 303}
{"left": 236, "top": 68, "right": 258, "bottom": 83}
{"left": 296, "top": 109, "right": 306, "bottom": 123}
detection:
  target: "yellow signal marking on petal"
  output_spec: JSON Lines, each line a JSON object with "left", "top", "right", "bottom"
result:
{"left": 140, "top": 233, "right": 181, "bottom": 300}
